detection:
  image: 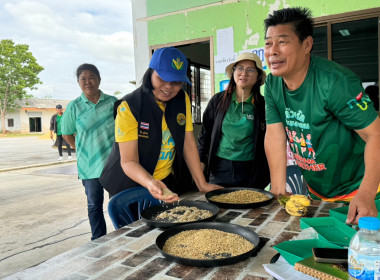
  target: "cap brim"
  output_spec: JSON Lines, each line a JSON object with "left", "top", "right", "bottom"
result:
{"left": 156, "top": 70, "right": 192, "bottom": 86}
{"left": 225, "top": 62, "right": 236, "bottom": 79}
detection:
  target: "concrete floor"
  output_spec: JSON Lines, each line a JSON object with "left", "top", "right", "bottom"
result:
{"left": 0, "top": 137, "right": 114, "bottom": 278}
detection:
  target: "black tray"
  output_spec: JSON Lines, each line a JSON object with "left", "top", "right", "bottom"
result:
{"left": 156, "top": 222, "right": 260, "bottom": 267}
{"left": 141, "top": 200, "right": 219, "bottom": 228}
{"left": 205, "top": 187, "right": 274, "bottom": 209}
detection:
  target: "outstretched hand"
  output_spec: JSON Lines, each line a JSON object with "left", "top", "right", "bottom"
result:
{"left": 269, "top": 189, "right": 291, "bottom": 199}
{"left": 197, "top": 182, "right": 224, "bottom": 193}
{"left": 146, "top": 179, "right": 179, "bottom": 203}
{"left": 346, "top": 192, "right": 378, "bottom": 225}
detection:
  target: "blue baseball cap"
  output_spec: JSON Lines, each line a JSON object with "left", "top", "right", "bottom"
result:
{"left": 149, "top": 47, "right": 192, "bottom": 85}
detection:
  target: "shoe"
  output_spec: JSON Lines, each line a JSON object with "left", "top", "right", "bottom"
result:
{"left": 58, "top": 156, "right": 63, "bottom": 161}
{"left": 68, "top": 156, "right": 72, "bottom": 161}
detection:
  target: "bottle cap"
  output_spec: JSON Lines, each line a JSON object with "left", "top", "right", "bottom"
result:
{"left": 358, "top": 217, "right": 380, "bottom": 231}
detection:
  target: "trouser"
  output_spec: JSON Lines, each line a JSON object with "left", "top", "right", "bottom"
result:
{"left": 56, "top": 135, "right": 71, "bottom": 157}
{"left": 82, "top": 178, "right": 107, "bottom": 240}
{"left": 209, "top": 156, "right": 254, "bottom": 188}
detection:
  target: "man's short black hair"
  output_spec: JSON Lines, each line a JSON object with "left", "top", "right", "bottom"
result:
{"left": 76, "top": 63, "right": 101, "bottom": 81}
{"left": 56, "top": 104, "right": 62, "bottom": 109}
{"left": 264, "top": 7, "right": 314, "bottom": 42}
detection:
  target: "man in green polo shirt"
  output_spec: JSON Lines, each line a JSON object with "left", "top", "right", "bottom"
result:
{"left": 263, "top": 7, "right": 380, "bottom": 225}
{"left": 62, "top": 64, "right": 117, "bottom": 240}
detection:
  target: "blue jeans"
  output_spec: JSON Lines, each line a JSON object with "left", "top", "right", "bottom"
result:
{"left": 82, "top": 178, "right": 106, "bottom": 240}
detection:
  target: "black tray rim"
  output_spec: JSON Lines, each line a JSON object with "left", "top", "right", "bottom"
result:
{"left": 141, "top": 200, "right": 219, "bottom": 228}
{"left": 205, "top": 187, "right": 274, "bottom": 209}
{"left": 156, "top": 221, "right": 260, "bottom": 267}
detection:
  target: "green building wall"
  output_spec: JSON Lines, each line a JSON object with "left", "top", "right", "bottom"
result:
{"left": 146, "top": 0, "right": 379, "bottom": 92}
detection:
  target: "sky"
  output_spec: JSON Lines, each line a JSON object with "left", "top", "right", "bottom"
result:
{"left": 1, "top": 0, "right": 136, "bottom": 100}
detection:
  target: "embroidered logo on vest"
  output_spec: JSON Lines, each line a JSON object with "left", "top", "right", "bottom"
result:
{"left": 176, "top": 113, "right": 186, "bottom": 126}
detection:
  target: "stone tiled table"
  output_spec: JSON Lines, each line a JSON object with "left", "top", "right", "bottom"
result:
{"left": 6, "top": 192, "right": 343, "bottom": 280}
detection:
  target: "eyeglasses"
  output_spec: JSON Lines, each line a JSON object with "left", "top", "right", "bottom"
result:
{"left": 233, "top": 66, "right": 258, "bottom": 76}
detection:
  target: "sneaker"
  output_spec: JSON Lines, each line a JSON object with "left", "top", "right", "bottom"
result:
{"left": 58, "top": 156, "right": 63, "bottom": 161}
{"left": 68, "top": 156, "right": 72, "bottom": 161}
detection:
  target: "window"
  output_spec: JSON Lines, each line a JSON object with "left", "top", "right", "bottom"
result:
{"left": 313, "top": 26, "right": 327, "bottom": 59}
{"left": 29, "top": 117, "right": 42, "bottom": 132}
{"left": 7, "top": 119, "right": 14, "bottom": 127}
{"left": 313, "top": 8, "right": 379, "bottom": 85}
{"left": 190, "top": 65, "right": 211, "bottom": 124}
{"left": 331, "top": 18, "right": 378, "bottom": 83}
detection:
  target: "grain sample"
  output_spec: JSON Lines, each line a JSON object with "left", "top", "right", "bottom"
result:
{"left": 163, "top": 229, "right": 254, "bottom": 259}
{"left": 209, "top": 190, "right": 269, "bottom": 204}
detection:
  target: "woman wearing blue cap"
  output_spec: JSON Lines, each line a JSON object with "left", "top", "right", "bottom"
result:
{"left": 101, "top": 47, "right": 222, "bottom": 202}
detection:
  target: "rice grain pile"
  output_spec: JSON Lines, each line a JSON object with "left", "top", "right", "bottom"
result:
{"left": 209, "top": 190, "right": 269, "bottom": 204}
{"left": 155, "top": 206, "right": 213, "bottom": 223}
{"left": 162, "top": 188, "right": 174, "bottom": 198}
{"left": 163, "top": 229, "right": 254, "bottom": 259}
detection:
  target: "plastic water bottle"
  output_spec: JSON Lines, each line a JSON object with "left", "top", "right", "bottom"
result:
{"left": 348, "top": 216, "right": 380, "bottom": 280}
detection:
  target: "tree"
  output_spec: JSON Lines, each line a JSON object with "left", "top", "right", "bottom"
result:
{"left": 0, "top": 39, "right": 44, "bottom": 133}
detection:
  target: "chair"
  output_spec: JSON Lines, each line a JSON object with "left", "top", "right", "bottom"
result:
{"left": 286, "top": 165, "right": 309, "bottom": 195}
{"left": 108, "top": 187, "right": 160, "bottom": 229}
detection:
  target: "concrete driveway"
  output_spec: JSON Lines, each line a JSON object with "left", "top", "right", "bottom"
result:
{"left": 0, "top": 136, "right": 113, "bottom": 278}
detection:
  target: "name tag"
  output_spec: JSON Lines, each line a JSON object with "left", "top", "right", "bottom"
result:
{"left": 246, "top": 114, "right": 254, "bottom": 120}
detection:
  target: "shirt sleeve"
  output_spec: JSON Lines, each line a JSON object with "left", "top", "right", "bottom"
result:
{"left": 264, "top": 78, "right": 283, "bottom": 125}
{"left": 115, "top": 101, "right": 138, "bottom": 142}
{"left": 327, "top": 75, "right": 378, "bottom": 130}
{"left": 185, "top": 92, "right": 193, "bottom": 132}
{"left": 61, "top": 102, "right": 76, "bottom": 135}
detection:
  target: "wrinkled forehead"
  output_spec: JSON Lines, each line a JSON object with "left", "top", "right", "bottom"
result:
{"left": 79, "top": 70, "right": 99, "bottom": 79}
{"left": 265, "top": 24, "right": 296, "bottom": 39}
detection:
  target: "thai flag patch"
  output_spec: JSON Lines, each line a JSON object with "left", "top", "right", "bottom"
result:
{"left": 140, "top": 122, "right": 149, "bottom": 130}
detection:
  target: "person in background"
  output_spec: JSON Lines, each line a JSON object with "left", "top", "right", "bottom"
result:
{"left": 365, "top": 85, "right": 379, "bottom": 113}
{"left": 62, "top": 64, "right": 117, "bottom": 240}
{"left": 102, "top": 47, "right": 222, "bottom": 202}
{"left": 50, "top": 104, "right": 72, "bottom": 161}
{"left": 263, "top": 7, "right": 380, "bottom": 224}
{"left": 197, "top": 52, "right": 270, "bottom": 189}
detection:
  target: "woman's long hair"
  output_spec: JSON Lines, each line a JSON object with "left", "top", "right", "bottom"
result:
{"left": 141, "top": 68, "right": 154, "bottom": 92}
{"left": 218, "top": 63, "right": 265, "bottom": 113}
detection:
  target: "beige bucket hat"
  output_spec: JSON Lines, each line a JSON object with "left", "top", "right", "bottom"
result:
{"left": 225, "top": 52, "right": 266, "bottom": 85}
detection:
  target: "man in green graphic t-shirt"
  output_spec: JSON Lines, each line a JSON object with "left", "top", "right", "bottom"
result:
{"left": 263, "top": 7, "right": 380, "bottom": 225}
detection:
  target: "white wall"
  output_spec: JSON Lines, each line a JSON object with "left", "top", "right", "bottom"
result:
{"left": 131, "top": 0, "right": 150, "bottom": 87}
{"left": 1, "top": 109, "right": 57, "bottom": 134}
{"left": 0, "top": 110, "right": 21, "bottom": 132}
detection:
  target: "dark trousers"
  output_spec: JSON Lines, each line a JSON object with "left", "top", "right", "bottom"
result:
{"left": 209, "top": 156, "right": 253, "bottom": 188}
{"left": 56, "top": 135, "right": 71, "bottom": 157}
{"left": 82, "top": 178, "right": 107, "bottom": 240}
